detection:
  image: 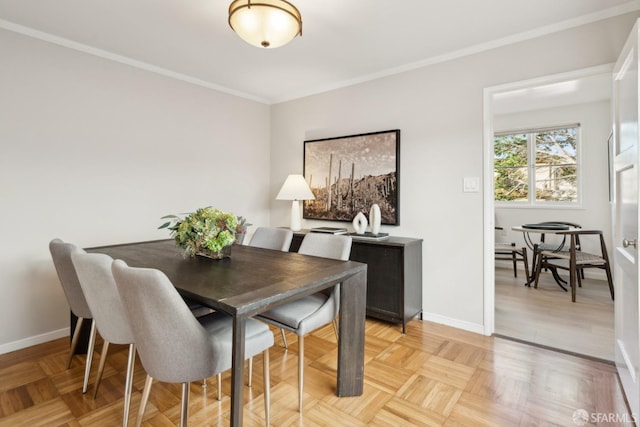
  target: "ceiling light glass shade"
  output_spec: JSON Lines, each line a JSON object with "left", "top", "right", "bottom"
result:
{"left": 228, "top": 0, "right": 302, "bottom": 48}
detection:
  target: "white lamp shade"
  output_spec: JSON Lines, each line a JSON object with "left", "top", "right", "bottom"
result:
{"left": 276, "top": 174, "right": 315, "bottom": 201}
{"left": 228, "top": 0, "right": 302, "bottom": 49}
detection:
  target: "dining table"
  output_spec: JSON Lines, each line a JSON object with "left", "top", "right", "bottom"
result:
{"left": 512, "top": 223, "right": 581, "bottom": 289}
{"left": 86, "top": 239, "right": 368, "bottom": 427}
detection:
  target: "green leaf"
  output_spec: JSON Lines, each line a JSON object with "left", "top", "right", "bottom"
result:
{"left": 158, "top": 221, "right": 171, "bottom": 229}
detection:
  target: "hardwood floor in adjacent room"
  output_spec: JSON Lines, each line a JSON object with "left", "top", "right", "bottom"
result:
{"left": 0, "top": 317, "right": 628, "bottom": 426}
{"left": 495, "top": 265, "right": 615, "bottom": 362}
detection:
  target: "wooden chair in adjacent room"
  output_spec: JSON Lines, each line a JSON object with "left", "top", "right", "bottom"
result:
{"left": 535, "top": 221, "right": 585, "bottom": 283}
{"left": 533, "top": 229, "right": 614, "bottom": 302}
{"left": 494, "top": 227, "right": 530, "bottom": 279}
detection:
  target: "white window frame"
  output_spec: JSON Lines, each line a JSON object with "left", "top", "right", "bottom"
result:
{"left": 494, "top": 124, "right": 582, "bottom": 208}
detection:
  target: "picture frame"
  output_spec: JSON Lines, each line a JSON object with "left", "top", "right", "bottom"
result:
{"left": 303, "top": 129, "right": 400, "bottom": 225}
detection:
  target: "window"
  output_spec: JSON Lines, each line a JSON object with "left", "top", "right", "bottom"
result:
{"left": 494, "top": 125, "right": 579, "bottom": 205}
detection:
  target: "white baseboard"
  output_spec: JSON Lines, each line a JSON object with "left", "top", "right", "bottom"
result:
{"left": 0, "top": 327, "right": 69, "bottom": 355}
{"left": 2, "top": 316, "right": 485, "bottom": 355}
{"left": 420, "top": 312, "right": 486, "bottom": 335}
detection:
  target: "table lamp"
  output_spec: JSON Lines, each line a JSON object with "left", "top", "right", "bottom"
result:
{"left": 276, "top": 174, "right": 315, "bottom": 231}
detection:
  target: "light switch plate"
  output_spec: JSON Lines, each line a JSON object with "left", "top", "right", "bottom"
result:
{"left": 463, "top": 177, "right": 480, "bottom": 193}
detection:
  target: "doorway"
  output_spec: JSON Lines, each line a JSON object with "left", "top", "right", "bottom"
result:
{"left": 483, "top": 64, "right": 616, "bottom": 360}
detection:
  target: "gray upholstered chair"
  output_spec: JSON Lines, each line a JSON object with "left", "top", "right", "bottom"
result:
{"left": 49, "top": 238, "right": 97, "bottom": 394}
{"left": 255, "top": 233, "right": 352, "bottom": 411}
{"left": 71, "top": 250, "right": 136, "bottom": 427}
{"left": 248, "top": 227, "right": 294, "bottom": 252}
{"left": 246, "top": 226, "right": 294, "bottom": 384}
{"left": 111, "top": 259, "right": 274, "bottom": 427}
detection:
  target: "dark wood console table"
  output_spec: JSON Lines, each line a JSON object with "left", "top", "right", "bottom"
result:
{"left": 290, "top": 231, "right": 423, "bottom": 333}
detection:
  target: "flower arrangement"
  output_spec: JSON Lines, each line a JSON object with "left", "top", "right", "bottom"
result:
{"left": 159, "top": 207, "right": 243, "bottom": 257}
{"left": 234, "top": 216, "right": 252, "bottom": 245}
{"left": 236, "top": 216, "right": 252, "bottom": 234}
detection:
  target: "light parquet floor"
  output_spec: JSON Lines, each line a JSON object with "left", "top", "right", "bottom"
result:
{"left": 0, "top": 317, "right": 629, "bottom": 426}
{"left": 495, "top": 266, "right": 615, "bottom": 362}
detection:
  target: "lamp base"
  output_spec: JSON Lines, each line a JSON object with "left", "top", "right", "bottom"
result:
{"left": 290, "top": 200, "right": 302, "bottom": 231}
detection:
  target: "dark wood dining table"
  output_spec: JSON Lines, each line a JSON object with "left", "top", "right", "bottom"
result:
{"left": 87, "top": 239, "right": 367, "bottom": 427}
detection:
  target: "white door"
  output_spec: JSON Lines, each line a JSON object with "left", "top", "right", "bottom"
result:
{"left": 614, "top": 19, "right": 640, "bottom": 420}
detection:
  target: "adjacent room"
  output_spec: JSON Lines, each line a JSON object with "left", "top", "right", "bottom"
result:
{"left": 491, "top": 71, "right": 615, "bottom": 362}
{"left": 1, "top": 1, "right": 639, "bottom": 425}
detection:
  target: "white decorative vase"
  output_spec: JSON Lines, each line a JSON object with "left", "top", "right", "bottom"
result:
{"left": 352, "top": 212, "right": 368, "bottom": 235}
{"left": 369, "top": 204, "right": 381, "bottom": 235}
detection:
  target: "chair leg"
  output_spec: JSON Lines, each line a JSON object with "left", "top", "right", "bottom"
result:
{"left": 248, "top": 357, "right": 253, "bottom": 387}
{"left": 67, "top": 317, "right": 84, "bottom": 368}
{"left": 521, "top": 248, "right": 530, "bottom": 282}
{"left": 93, "top": 340, "right": 110, "bottom": 398}
{"left": 570, "top": 261, "right": 577, "bottom": 303}
{"left": 180, "top": 382, "right": 190, "bottom": 427}
{"left": 533, "top": 253, "right": 544, "bottom": 289}
{"left": 298, "top": 334, "right": 304, "bottom": 412}
{"left": 122, "top": 344, "right": 135, "bottom": 427}
{"left": 280, "top": 329, "right": 288, "bottom": 349}
{"left": 135, "top": 375, "right": 153, "bottom": 427}
{"left": 511, "top": 250, "right": 518, "bottom": 277}
{"left": 217, "top": 373, "right": 222, "bottom": 401}
{"left": 577, "top": 268, "right": 583, "bottom": 287}
{"left": 263, "top": 349, "right": 270, "bottom": 426}
{"left": 605, "top": 264, "right": 615, "bottom": 300}
{"left": 83, "top": 320, "right": 97, "bottom": 394}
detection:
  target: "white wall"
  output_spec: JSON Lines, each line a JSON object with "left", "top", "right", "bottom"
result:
{"left": 0, "top": 29, "right": 271, "bottom": 353}
{"left": 270, "top": 13, "right": 639, "bottom": 333}
{"left": 494, "top": 100, "right": 613, "bottom": 276}
{"left": 2, "top": 12, "right": 638, "bottom": 353}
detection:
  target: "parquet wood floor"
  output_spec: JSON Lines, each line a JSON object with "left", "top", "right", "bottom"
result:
{"left": 0, "top": 318, "right": 630, "bottom": 426}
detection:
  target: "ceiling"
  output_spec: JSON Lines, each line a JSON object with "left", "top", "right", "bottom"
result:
{"left": 0, "top": 0, "right": 638, "bottom": 104}
{"left": 492, "top": 72, "right": 614, "bottom": 115}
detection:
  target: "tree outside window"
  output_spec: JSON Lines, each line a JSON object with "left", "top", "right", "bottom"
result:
{"left": 494, "top": 126, "right": 578, "bottom": 204}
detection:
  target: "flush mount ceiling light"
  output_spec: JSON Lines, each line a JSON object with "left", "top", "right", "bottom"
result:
{"left": 228, "top": 0, "right": 302, "bottom": 48}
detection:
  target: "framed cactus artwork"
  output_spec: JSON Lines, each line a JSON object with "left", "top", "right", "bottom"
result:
{"left": 303, "top": 129, "right": 400, "bottom": 225}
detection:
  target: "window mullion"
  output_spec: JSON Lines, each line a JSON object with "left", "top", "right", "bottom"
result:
{"left": 529, "top": 133, "right": 536, "bottom": 205}
{"left": 493, "top": 125, "right": 578, "bottom": 205}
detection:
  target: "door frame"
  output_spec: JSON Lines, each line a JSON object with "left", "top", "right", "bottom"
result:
{"left": 482, "top": 63, "right": 615, "bottom": 335}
